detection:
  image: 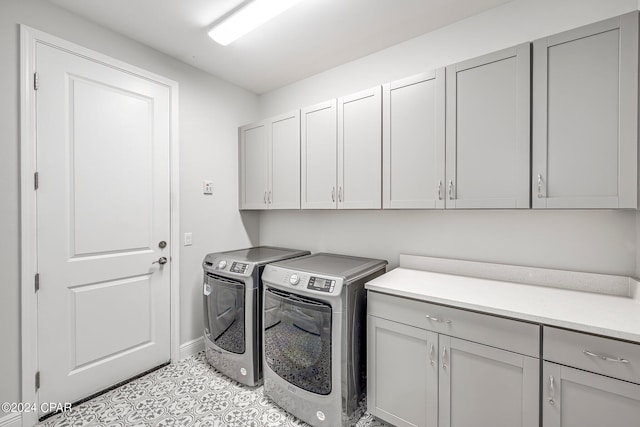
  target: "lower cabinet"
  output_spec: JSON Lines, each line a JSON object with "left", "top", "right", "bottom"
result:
{"left": 367, "top": 295, "right": 540, "bottom": 427}
{"left": 367, "top": 316, "right": 438, "bottom": 427}
{"left": 542, "top": 362, "right": 640, "bottom": 427}
{"left": 439, "top": 336, "right": 539, "bottom": 427}
{"left": 542, "top": 326, "right": 640, "bottom": 427}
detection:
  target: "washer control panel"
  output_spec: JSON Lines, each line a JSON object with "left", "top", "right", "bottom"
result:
{"left": 265, "top": 267, "right": 343, "bottom": 296}
{"left": 307, "top": 277, "right": 336, "bottom": 293}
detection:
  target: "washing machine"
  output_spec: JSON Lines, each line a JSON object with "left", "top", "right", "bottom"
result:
{"left": 261, "top": 253, "right": 387, "bottom": 426}
{"left": 202, "top": 246, "right": 309, "bottom": 386}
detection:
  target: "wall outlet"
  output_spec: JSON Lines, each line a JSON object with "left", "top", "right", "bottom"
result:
{"left": 184, "top": 232, "right": 193, "bottom": 246}
{"left": 203, "top": 180, "right": 213, "bottom": 195}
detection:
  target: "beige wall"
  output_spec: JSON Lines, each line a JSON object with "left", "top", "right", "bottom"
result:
{"left": 0, "top": 0, "right": 260, "bottom": 410}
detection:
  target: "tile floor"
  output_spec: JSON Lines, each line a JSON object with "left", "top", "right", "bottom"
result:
{"left": 37, "top": 352, "right": 391, "bottom": 427}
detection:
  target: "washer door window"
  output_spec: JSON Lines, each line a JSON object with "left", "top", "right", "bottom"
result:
{"left": 203, "top": 273, "right": 245, "bottom": 354}
{"left": 264, "top": 288, "right": 332, "bottom": 395}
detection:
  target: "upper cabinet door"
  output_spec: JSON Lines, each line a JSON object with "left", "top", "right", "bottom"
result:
{"left": 446, "top": 43, "right": 531, "bottom": 209}
{"left": 383, "top": 70, "right": 445, "bottom": 209}
{"left": 269, "top": 111, "right": 301, "bottom": 209}
{"left": 301, "top": 100, "right": 338, "bottom": 209}
{"left": 338, "top": 87, "right": 382, "bottom": 209}
{"left": 532, "top": 12, "right": 639, "bottom": 209}
{"left": 239, "top": 121, "right": 268, "bottom": 210}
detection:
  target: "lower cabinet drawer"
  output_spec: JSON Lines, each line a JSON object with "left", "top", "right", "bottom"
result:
{"left": 367, "top": 291, "right": 539, "bottom": 357}
{"left": 544, "top": 326, "right": 640, "bottom": 384}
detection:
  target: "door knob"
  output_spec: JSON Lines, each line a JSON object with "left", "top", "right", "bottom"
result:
{"left": 153, "top": 257, "right": 168, "bottom": 265}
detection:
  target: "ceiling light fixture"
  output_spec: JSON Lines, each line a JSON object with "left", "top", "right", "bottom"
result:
{"left": 208, "top": 0, "right": 306, "bottom": 46}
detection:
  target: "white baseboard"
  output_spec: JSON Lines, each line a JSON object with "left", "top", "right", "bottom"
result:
{"left": 179, "top": 336, "right": 204, "bottom": 360}
{"left": 0, "top": 413, "right": 21, "bottom": 427}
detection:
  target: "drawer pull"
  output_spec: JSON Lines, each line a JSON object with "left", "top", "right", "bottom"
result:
{"left": 425, "top": 314, "right": 452, "bottom": 324}
{"left": 583, "top": 350, "right": 629, "bottom": 364}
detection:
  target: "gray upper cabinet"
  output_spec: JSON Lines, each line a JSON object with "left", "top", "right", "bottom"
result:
{"left": 239, "top": 121, "right": 269, "bottom": 209}
{"left": 302, "top": 88, "right": 382, "bottom": 210}
{"left": 446, "top": 43, "right": 531, "bottom": 209}
{"left": 532, "top": 12, "right": 639, "bottom": 208}
{"left": 269, "top": 111, "right": 301, "bottom": 209}
{"left": 301, "top": 100, "right": 338, "bottom": 209}
{"left": 338, "top": 86, "right": 382, "bottom": 209}
{"left": 383, "top": 70, "right": 445, "bottom": 209}
{"left": 239, "top": 111, "right": 300, "bottom": 210}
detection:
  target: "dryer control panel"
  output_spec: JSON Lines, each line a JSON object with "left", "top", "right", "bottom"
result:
{"left": 203, "top": 256, "right": 254, "bottom": 277}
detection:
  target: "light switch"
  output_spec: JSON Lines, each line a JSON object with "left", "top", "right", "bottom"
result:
{"left": 184, "top": 232, "right": 193, "bottom": 246}
{"left": 203, "top": 180, "right": 213, "bottom": 195}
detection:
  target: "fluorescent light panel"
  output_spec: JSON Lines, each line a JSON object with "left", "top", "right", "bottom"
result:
{"left": 209, "top": 0, "right": 306, "bottom": 46}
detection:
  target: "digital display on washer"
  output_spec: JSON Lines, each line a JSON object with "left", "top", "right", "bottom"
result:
{"left": 307, "top": 277, "right": 335, "bottom": 293}
{"left": 231, "top": 262, "right": 248, "bottom": 273}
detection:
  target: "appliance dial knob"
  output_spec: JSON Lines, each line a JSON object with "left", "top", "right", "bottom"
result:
{"left": 217, "top": 260, "right": 227, "bottom": 269}
{"left": 289, "top": 274, "right": 300, "bottom": 285}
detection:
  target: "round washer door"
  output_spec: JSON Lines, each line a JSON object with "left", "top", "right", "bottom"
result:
{"left": 263, "top": 287, "right": 332, "bottom": 395}
{"left": 203, "top": 273, "right": 246, "bottom": 354}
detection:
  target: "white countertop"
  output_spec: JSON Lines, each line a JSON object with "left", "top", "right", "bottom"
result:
{"left": 365, "top": 267, "right": 640, "bottom": 343}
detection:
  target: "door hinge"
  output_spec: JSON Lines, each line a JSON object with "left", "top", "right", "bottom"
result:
{"left": 34, "top": 172, "right": 39, "bottom": 190}
{"left": 35, "top": 273, "right": 40, "bottom": 292}
{"left": 35, "top": 371, "right": 40, "bottom": 390}
{"left": 34, "top": 72, "right": 39, "bottom": 90}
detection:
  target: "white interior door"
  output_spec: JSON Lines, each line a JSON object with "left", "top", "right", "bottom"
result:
{"left": 36, "top": 41, "right": 171, "bottom": 412}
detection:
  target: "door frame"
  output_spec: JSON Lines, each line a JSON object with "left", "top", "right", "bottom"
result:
{"left": 20, "top": 25, "right": 180, "bottom": 425}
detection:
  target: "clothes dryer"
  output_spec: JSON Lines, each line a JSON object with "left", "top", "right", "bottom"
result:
{"left": 202, "top": 246, "right": 309, "bottom": 386}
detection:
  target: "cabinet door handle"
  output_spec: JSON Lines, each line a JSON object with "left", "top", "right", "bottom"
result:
{"left": 264, "top": 191, "right": 267, "bottom": 204}
{"left": 537, "top": 174, "right": 544, "bottom": 198}
{"left": 426, "top": 314, "right": 452, "bottom": 324}
{"left": 429, "top": 342, "right": 435, "bottom": 366}
{"left": 583, "top": 350, "right": 629, "bottom": 364}
{"left": 338, "top": 186, "right": 343, "bottom": 203}
{"left": 268, "top": 191, "right": 272, "bottom": 204}
{"left": 441, "top": 346, "right": 448, "bottom": 370}
{"left": 437, "top": 181, "right": 442, "bottom": 200}
{"left": 332, "top": 187, "right": 335, "bottom": 203}
{"left": 448, "top": 180, "right": 454, "bottom": 200}
{"left": 548, "top": 375, "right": 555, "bottom": 405}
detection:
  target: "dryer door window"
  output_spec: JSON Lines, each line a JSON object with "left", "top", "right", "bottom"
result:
{"left": 264, "top": 288, "right": 332, "bottom": 395}
{"left": 204, "top": 273, "right": 245, "bottom": 354}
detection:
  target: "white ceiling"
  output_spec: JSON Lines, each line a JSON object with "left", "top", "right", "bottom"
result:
{"left": 48, "top": 0, "right": 514, "bottom": 94}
